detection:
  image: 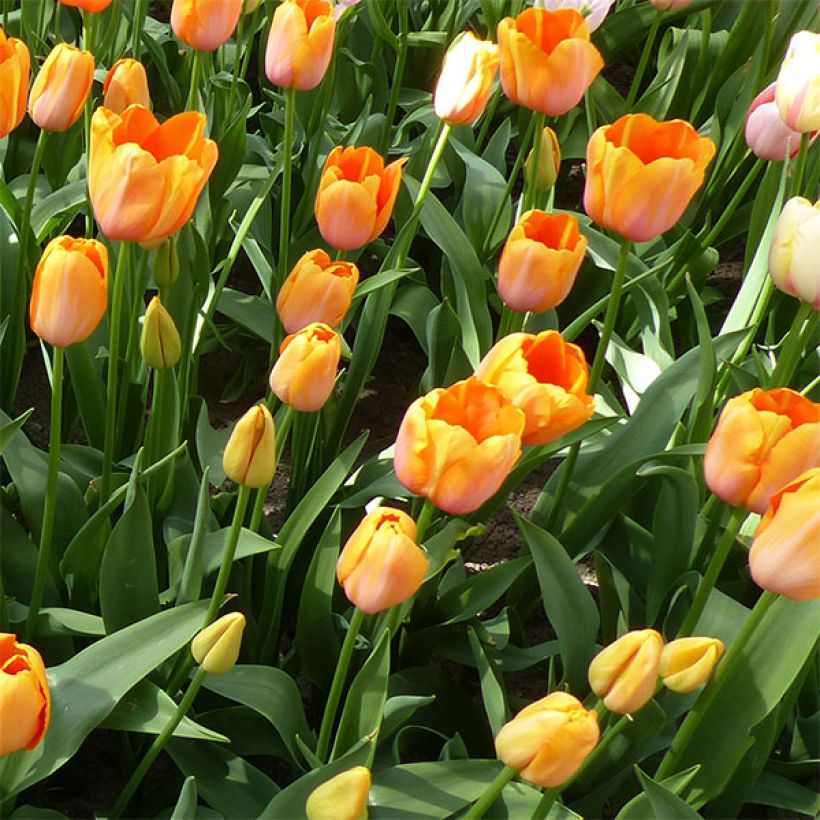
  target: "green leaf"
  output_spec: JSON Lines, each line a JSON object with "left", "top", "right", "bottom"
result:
{"left": 748, "top": 771, "right": 820, "bottom": 817}
{"left": 468, "top": 627, "right": 507, "bottom": 737}
{"left": 0, "top": 409, "right": 32, "bottom": 456}
{"left": 195, "top": 399, "right": 232, "bottom": 487}
{"left": 170, "top": 776, "right": 198, "bottom": 820}
{"left": 216, "top": 288, "right": 274, "bottom": 344}
{"left": 633, "top": 767, "right": 702, "bottom": 818}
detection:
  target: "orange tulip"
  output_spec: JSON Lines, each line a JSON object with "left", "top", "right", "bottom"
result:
{"left": 434, "top": 32, "right": 499, "bottom": 126}
{"left": 0, "top": 28, "right": 29, "bottom": 140}
{"left": 59, "top": 0, "right": 113, "bottom": 10}
{"left": 276, "top": 249, "right": 359, "bottom": 334}
{"left": 29, "top": 43, "right": 94, "bottom": 133}
{"left": 749, "top": 468, "right": 820, "bottom": 601}
{"left": 336, "top": 507, "right": 428, "bottom": 614}
{"left": 659, "top": 637, "right": 724, "bottom": 693}
{"left": 89, "top": 105, "right": 218, "bottom": 245}
{"left": 497, "top": 210, "right": 587, "bottom": 313}
{"left": 495, "top": 692, "right": 599, "bottom": 787}
{"left": 315, "top": 146, "right": 407, "bottom": 251}
{"left": 497, "top": 8, "right": 603, "bottom": 116}
{"left": 30, "top": 236, "right": 108, "bottom": 349}
{"left": 223, "top": 404, "right": 277, "bottom": 488}
{"left": 704, "top": 388, "right": 820, "bottom": 515}
{"left": 103, "top": 58, "right": 151, "bottom": 114}
{"left": 394, "top": 377, "right": 525, "bottom": 515}
{"left": 584, "top": 113, "right": 716, "bottom": 243}
{"left": 265, "top": 0, "right": 336, "bottom": 91}
{"left": 0, "top": 633, "right": 51, "bottom": 756}
{"left": 171, "top": 0, "right": 243, "bottom": 51}
{"left": 475, "top": 331, "right": 594, "bottom": 447}
{"left": 268, "top": 322, "right": 341, "bottom": 412}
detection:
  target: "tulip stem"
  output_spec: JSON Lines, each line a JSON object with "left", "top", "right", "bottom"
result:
{"left": 186, "top": 50, "right": 202, "bottom": 111}
{"left": 789, "top": 132, "right": 811, "bottom": 197}
{"left": 110, "top": 665, "right": 208, "bottom": 819}
{"left": 24, "top": 346, "right": 64, "bottom": 642}
{"left": 625, "top": 12, "right": 661, "bottom": 110}
{"left": 132, "top": 0, "right": 145, "bottom": 57}
{"left": 414, "top": 498, "right": 436, "bottom": 544}
{"left": 769, "top": 301, "right": 815, "bottom": 388}
{"left": 531, "top": 787, "right": 562, "bottom": 820}
{"left": 276, "top": 86, "right": 297, "bottom": 295}
{"left": 316, "top": 606, "right": 366, "bottom": 762}
{"left": 379, "top": 0, "right": 409, "bottom": 156}
{"left": 463, "top": 765, "right": 517, "bottom": 820}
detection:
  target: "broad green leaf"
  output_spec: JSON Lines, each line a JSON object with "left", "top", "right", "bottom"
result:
{"left": 468, "top": 628, "right": 507, "bottom": 737}
{"left": 747, "top": 771, "right": 820, "bottom": 817}
{"left": 216, "top": 288, "right": 274, "bottom": 344}
{"left": 170, "top": 776, "right": 198, "bottom": 820}
{"left": 0, "top": 409, "right": 32, "bottom": 456}
{"left": 0, "top": 506, "right": 60, "bottom": 609}
{"left": 614, "top": 766, "right": 701, "bottom": 819}
{"left": 381, "top": 695, "right": 437, "bottom": 743}
{"left": 195, "top": 399, "right": 232, "bottom": 487}
{"left": 633, "top": 768, "right": 702, "bottom": 819}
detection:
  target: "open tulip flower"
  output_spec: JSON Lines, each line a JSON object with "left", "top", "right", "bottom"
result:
{"left": 0, "top": 27, "right": 29, "bottom": 140}
{"left": 768, "top": 197, "right": 820, "bottom": 308}
{"left": 775, "top": 30, "right": 820, "bottom": 133}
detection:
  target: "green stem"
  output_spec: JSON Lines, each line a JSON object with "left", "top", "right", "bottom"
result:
{"left": 789, "top": 132, "right": 811, "bottom": 197}
{"left": 532, "top": 787, "right": 562, "bottom": 820}
{"left": 496, "top": 305, "right": 526, "bottom": 341}
{"left": 379, "top": 0, "right": 409, "bottom": 156}
{"left": 699, "top": 159, "right": 765, "bottom": 250}
{"left": 474, "top": 89, "right": 501, "bottom": 154}
{"left": 276, "top": 86, "right": 297, "bottom": 294}
{"left": 132, "top": 0, "right": 146, "bottom": 58}
{"left": 110, "top": 666, "right": 208, "bottom": 819}
{"left": 463, "top": 766, "right": 517, "bottom": 820}
{"left": 625, "top": 12, "right": 661, "bottom": 110}
{"left": 768, "top": 302, "right": 815, "bottom": 388}
{"left": 414, "top": 498, "right": 436, "bottom": 544}
{"left": 186, "top": 50, "right": 202, "bottom": 111}
{"left": 54, "top": 1, "right": 62, "bottom": 40}
{"left": 316, "top": 607, "right": 366, "bottom": 762}
{"left": 24, "top": 346, "right": 64, "bottom": 641}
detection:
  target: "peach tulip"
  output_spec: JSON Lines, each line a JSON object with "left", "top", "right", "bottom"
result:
{"left": 659, "top": 637, "right": 724, "bottom": 693}
{"left": 103, "top": 58, "right": 151, "bottom": 114}
{"left": 768, "top": 197, "right": 820, "bottom": 309}
{"left": 434, "top": 32, "right": 499, "bottom": 126}
{"left": 29, "top": 43, "right": 94, "bottom": 132}
{"left": 223, "top": 405, "right": 277, "bottom": 488}
{"left": 171, "top": 0, "right": 243, "bottom": 51}
{"left": 775, "top": 31, "right": 820, "bottom": 133}
{"left": 745, "top": 83, "right": 811, "bottom": 161}
{"left": 0, "top": 28, "right": 29, "bottom": 140}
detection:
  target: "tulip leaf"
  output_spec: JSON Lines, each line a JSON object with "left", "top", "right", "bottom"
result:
{"left": 0, "top": 408, "right": 32, "bottom": 456}
{"left": 170, "top": 776, "right": 198, "bottom": 820}
{"left": 194, "top": 400, "right": 232, "bottom": 487}
{"left": 747, "top": 771, "right": 820, "bottom": 817}
{"left": 467, "top": 627, "right": 508, "bottom": 738}
{"left": 632, "top": 767, "right": 702, "bottom": 819}
{"left": 216, "top": 287, "right": 274, "bottom": 344}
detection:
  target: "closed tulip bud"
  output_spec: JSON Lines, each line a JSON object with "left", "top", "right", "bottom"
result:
{"left": 659, "top": 637, "right": 724, "bottom": 693}
{"left": 0, "top": 633, "right": 51, "bottom": 756}
{"left": 315, "top": 146, "right": 407, "bottom": 251}
{"left": 29, "top": 43, "right": 94, "bottom": 133}
{"left": 152, "top": 237, "right": 180, "bottom": 288}
{"left": 768, "top": 197, "right": 820, "bottom": 309}
{"left": 141, "top": 297, "right": 181, "bottom": 369}
{"left": 103, "top": 58, "right": 151, "bottom": 114}
{"left": 497, "top": 210, "right": 586, "bottom": 313}
{"left": 30, "top": 236, "right": 108, "bottom": 348}
{"left": 394, "top": 377, "right": 525, "bottom": 515}
{"left": 749, "top": 468, "right": 820, "bottom": 601}
{"left": 171, "top": 0, "right": 243, "bottom": 51}
{"left": 498, "top": 9, "right": 603, "bottom": 117}
{"left": 585, "top": 114, "right": 716, "bottom": 243}
{"left": 475, "top": 331, "right": 594, "bottom": 446}
{"left": 434, "top": 32, "right": 499, "bottom": 126}
{"left": 59, "top": 0, "right": 114, "bottom": 10}
{"left": 588, "top": 629, "right": 663, "bottom": 714}
{"left": 534, "top": 0, "right": 616, "bottom": 32}
{"left": 704, "top": 388, "right": 820, "bottom": 514}
{"left": 337, "top": 508, "right": 428, "bottom": 615}
{"left": 276, "top": 249, "right": 359, "bottom": 334}
{"left": 495, "top": 692, "right": 599, "bottom": 788}
{"left": 775, "top": 31, "right": 820, "bottom": 133}
{"left": 650, "top": 0, "right": 693, "bottom": 11}
{"left": 0, "top": 28, "right": 30, "bottom": 140}
{"left": 306, "top": 766, "right": 371, "bottom": 820}
{"left": 269, "top": 322, "right": 341, "bottom": 412}
{"left": 191, "top": 612, "right": 246, "bottom": 674}
{"left": 524, "top": 127, "right": 561, "bottom": 193}
{"left": 223, "top": 404, "right": 277, "bottom": 488}
{"left": 745, "top": 83, "right": 812, "bottom": 162}
{"left": 265, "top": 0, "right": 336, "bottom": 91}
{"left": 90, "top": 106, "right": 218, "bottom": 246}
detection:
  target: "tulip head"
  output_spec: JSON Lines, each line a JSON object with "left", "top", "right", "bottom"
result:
{"left": 524, "top": 127, "right": 561, "bottom": 193}
{"left": 434, "top": 32, "right": 499, "bottom": 126}
{"left": 495, "top": 692, "right": 599, "bottom": 787}
{"left": 0, "top": 634, "right": 51, "bottom": 756}
{"left": 315, "top": 146, "right": 407, "bottom": 251}
{"left": 394, "top": 377, "right": 525, "bottom": 515}
{"left": 59, "top": 0, "right": 114, "bottom": 10}
{"left": 775, "top": 31, "right": 820, "bottom": 133}
{"left": 30, "top": 236, "right": 108, "bottom": 349}
{"left": 191, "top": 612, "right": 246, "bottom": 674}
{"left": 306, "top": 766, "right": 371, "bottom": 820}
{"left": 141, "top": 297, "right": 182, "bottom": 369}
{"left": 749, "top": 468, "right": 820, "bottom": 601}
{"left": 659, "top": 637, "right": 724, "bottom": 693}
{"left": 534, "top": 0, "right": 616, "bottom": 32}
{"left": 745, "top": 83, "right": 811, "bottom": 162}
{"left": 276, "top": 249, "right": 359, "bottom": 334}
{"left": 171, "top": 0, "right": 243, "bottom": 51}
{"left": 0, "top": 28, "right": 30, "bottom": 140}
{"left": 103, "top": 58, "right": 151, "bottom": 114}
{"left": 650, "top": 0, "right": 693, "bottom": 11}
{"left": 704, "top": 388, "right": 820, "bottom": 514}
{"left": 268, "top": 322, "right": 341, "bottom": 412}
{"left": 223, "top": 404, "right": 277, "bottom": 488}
{"left": 89, "top": 105, "right": 218, "bottom": 245}
{"left": 152, "top": 237, "right": 180, "bottom": 288}
{"left": 768, "top": 197, "right": 820, "bottom": 309}
{"left": 475, "top": 330, "right": 594, "bottom": 446}
{"left": 497, "top": 210, "right": 587, "bottom": 313}
{"left": 337, "top": 508, "right": 428, "bottom": 615}
{"left": 29, "top": 43, "right": 94, "bottom": 132}
{"left": 498, "top": 8, "right": 603, "bottom": 116}
{"left": 265, "top": 0, "right": 336, "bottom": 91}
{"left": 584, "top": 114, "right": 716, "bottom": 243}
{"left": 588, "top": 629, "right": 663, "bottom": 714}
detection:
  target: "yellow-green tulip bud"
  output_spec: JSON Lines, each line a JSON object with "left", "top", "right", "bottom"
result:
{"left": 152, "top": 237, "right": 179, "bottom": 288}
{"left": 140, "top": 296, "right": 181, "bottom": 369}
{"left": 524, "top": 126, "right": 561, "bottom": 193}
{"left": 659, "top": 637, "right": 724, "bottom": 693}
{"left": 191, "top": 612, "right": 246, "bottom": 674}
{"left": 222, "top": 404, "right": 277, "bottom": 488}
{"left": 306, "top": 766, "right": 371, "bottom": 820}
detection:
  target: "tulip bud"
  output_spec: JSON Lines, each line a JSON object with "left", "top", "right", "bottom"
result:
{"left": 650, "top": 0, "right": 693, "bottom": 10}
{"left": 524, "top": 127, "right": 561, "bottom": 193}
{"left": 141, "top": 297, "right": 182, "bottom": 369}
{"left": 337, "top": 508, "right": 428, "bottom": 615}
{"left": 659, "top": 637, "right": 724, "bottom": 693}
{"left": 744, "top": 83, "right": 810, "bottom": 162}
{"left": 588, "top": 629, "right": 663, "bottom": 714}
{"left": 768, "top": 197, "right": 820, "bottom": 309}
{"left": 0, "top": 28, "right": 30, "bottom": 140}
{"left": 269, "top": 323, "right": 341, "bottom": 413}
{"left": 103, "top": 58, "right": 151, "bottom": 114}
{"left": 223, "top": 404, "right": 277, "bottom": 488}
{"left": 306, "top": 766, "right": 371, "bottom": 820}
{"left": 171, "top": 0, "right": 243, "bottom": 51}
{"left": 0, "top": 633, "right": 51, "bottom": 756}
{"left": 775, "top": 31, "right": 820, "bottom": 133}
{"left": 495, "top": 692, "right": 599, "bottom": 787}
{"left": 29, "top": 43, "right": 94, "bottom": 133}
{"left": 191, "top": 612, "right": 246, "bottom": 674}
{"left": 152, "top": 237, "right": 180, "bottom": 288}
